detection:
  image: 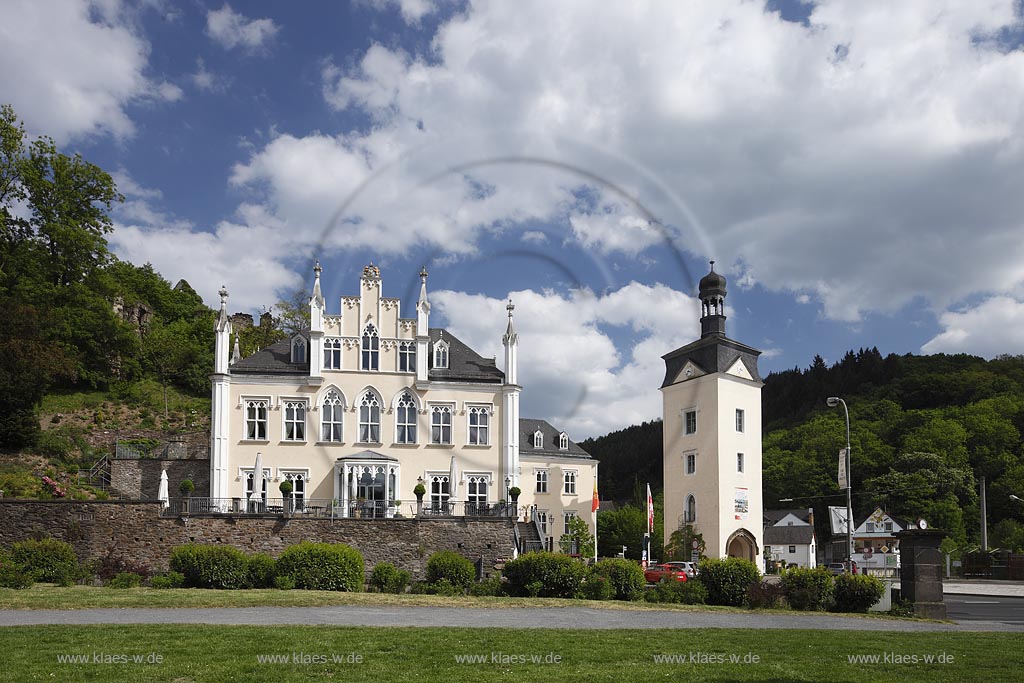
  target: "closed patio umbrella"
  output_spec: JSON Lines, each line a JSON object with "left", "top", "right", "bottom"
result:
{"left": 250, "top": 452, "right": 265, "bottom": 511}
{"left": 157, "top": 469, "right": 169, "bottom": 509}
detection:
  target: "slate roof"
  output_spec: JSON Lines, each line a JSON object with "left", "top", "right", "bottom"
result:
{"left": 661, "top": 333, "right": 763, "bottom": 388}
{"left": 519, "top": 418, "right": 592, "bottom": 460}
{"left": 764, "top": 525, "right": 815, "bottom": 546}
{"left": 764, "top": 508, "right": 812, "bottom": 527}
{"left": 229, "top": 328, "right": 504, "bottom": 384}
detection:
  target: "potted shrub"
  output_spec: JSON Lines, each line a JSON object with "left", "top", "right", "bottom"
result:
{"left": 279, "top": 480, "right": 293, "bottom": 513}
{"left": 179, "top": 479, "right": 194, "bottom": 513}
{"left": 509, "top": 486, "right": 521, "bottom": 503}
{"left": 414, "top": 483, "right": 426, "bottom": 516}
{"left": 391, "top": 499, "right": 403, "bottom": 518}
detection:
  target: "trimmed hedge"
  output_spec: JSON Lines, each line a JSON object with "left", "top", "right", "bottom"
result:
{"left": 10, "top": 538, "right": 79, "bottom": 584}
{"left": 246, "top": 553, "right": 277, "bottom": 589}
{"left": 780, "top": 566, "right": 834, "bottom": 611}
{"left": 697, "top": 557, "right": 760, "bottom": 607}
{"left": 425, "top": 551, "right": 475, "bottom": 590}
{"left": 502, "top": 551, "right": 586, "bottom": 598}
{"left": 369, "top": 562, "right": 411, "bottom": 594}
{"left": 644, "top": 578, "right": 708, "bottom": 605}
{"left": 276, "top": 542, "right": 364, "bottom": 592}
{"left": 832, "top": 573, "right": 885, "bottom": 613}
{"left": 169, "top": 544, "right": 250, "bottom": 590}
{"left": 591, "top": 558, "right": 645, "bottom": 601}
{"left": 0, "top": 560, "right": 33, "bottom": 589}
{"left": 581, "top": 569, "right": 614, "bottom": 600}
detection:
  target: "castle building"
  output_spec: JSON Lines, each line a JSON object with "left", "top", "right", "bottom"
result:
{"left": 209, "top": 263, "right": 596, "bottom": 552}
{"left": 661, "top": 262, "right": 764, "bottom": 569}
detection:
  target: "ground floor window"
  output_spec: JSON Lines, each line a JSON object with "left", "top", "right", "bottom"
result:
{"left": 282, "top": 472, "right": 306, "bottom": 508}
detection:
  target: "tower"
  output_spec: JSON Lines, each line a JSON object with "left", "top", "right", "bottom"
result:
{"left": 210, "top": 286, "right": 233, "bottom": 501}
{"left": 661, "top": 262, "right": 764, "bottom": 570}
{"left": 502, "top": 299, "right": 521, "bottom": 489}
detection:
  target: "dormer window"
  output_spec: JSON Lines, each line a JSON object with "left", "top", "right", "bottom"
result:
{"left": 291, "top": 336, "right": 306, "bottom": 364}
{"left": 361, "top": 324, "right": 379, "bottom": 371}
{"left": 433, "top": 339, "right": 449, "bottom": 369}
{"left": 533, "top": 429, "right": 543, "bottom": 449}
{"left": 558, "top": 432, "right": 568, "bottom": 450}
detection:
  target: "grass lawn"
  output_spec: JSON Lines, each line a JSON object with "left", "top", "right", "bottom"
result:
{"left": 1, "top": 625, "right": 1021, "bottom": 682}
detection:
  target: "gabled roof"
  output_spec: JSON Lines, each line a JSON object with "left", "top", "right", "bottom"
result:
{"left": 661, "top": 334, "right": 762, "bottom": 388}
{"left": 230, "top": 333, "right": 309, "bottom": 375}
{"left": 519, "top": 419, "right": 592, "bottom": 459}
{"left": 764, "top": 508, "right": 811, "bottom": 527}
{"left": 764, "top": 525, "right": 815, "bottom": 546}
{"left": 427, "top": 328, "right": 504, "bottom": 383}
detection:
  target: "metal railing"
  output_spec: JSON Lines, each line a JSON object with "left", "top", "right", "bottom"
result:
{"left": 159, "top": 497, "right": 517, "bottom": 519}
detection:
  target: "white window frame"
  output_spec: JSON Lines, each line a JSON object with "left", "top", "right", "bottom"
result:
{"left": 281, "top": 399, "right": 308, "bottom": 442}
{"left": 320, "top": 390, "right": 344, "bottom": 443}
{"left": 685, "top": 494, "right": 696, "bottom": 523}
{"left": 558, "top": 432, "right": 568, "bottom": 450}
{"left": 398, "top": 341, "right": 416, "bottom": 372}
{"left": 242, "top": 397, "right": 270, "bottom": 441}
{"left": 361, "top": 323, "right": 379, "bottom": 371}
{"left": 429, "top": 403, "right": 454, "bottom": 445}
{"left": 535, "top": 469, "right": 549, "bottom": 494}
{"left": 323, "top": 337, "right": 342, "bottom": 370}
{"left": 684, "top": 408, "right": 697, "bottom": 435}
{"left": 243, "top": 468, "right": 271, "bottom": 501}
{"left": 279, "top": 469, "right": 309, "bottom": 508}
{"left": 684, "top": 451, "right": 696, "bottom": 475}
{"left": 291, "top": 336, "right": 307, "bottom": 364}
{"left": 357, "top": 391, "right": 382, "bottom": 443}
{"left": 736, "top": 408, "right": 745, "bottom": 433}
{"left": 395, "top": 391, "right": 418, "bottom": 444}
{"left": 467, "top": 404, "right": 490, "bottom": 445}
{"left": 563, "top": 510, "right": 578, "bottom": 534}
{"left": 433, "top": 339, "right": 449, "bottom": 369}
{"left": 563, "top": 469, "right": 577, "bottom": 495}
{"left": 533, "top": 429, "right": 543, "bottom": 449}
{"left": 466, "top": 474, "right": 490, "bottom": 507}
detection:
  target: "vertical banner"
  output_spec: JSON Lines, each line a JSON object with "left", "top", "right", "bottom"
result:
{"left": 642, "top": 532, "right": 651, "bottom": 568}
{"left": 734, "top": 487, "right": 749, "bottom": 521}
{"left": 592, "top": 479, "right": 600, "bottom": 513}
{"left": 646, "top": 483, "right": 655, "bottom": 533}
{"left": 838, "top": 448, "right": 849, "bottom": 489}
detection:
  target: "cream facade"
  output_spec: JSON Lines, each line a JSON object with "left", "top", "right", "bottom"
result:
{"left": 661, "top": 263, "right": 764, "bottom": 570}
{"left": 209, "top": 263, "right": 596, "bottom": 551}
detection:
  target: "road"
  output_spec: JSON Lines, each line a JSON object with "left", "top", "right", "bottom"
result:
{"left": 944, "top": 595, "right": 1024, "bottom": 627}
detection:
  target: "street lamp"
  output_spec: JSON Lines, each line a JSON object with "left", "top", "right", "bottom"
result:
{"left": 1011, "top": 494, "right": 1023, "bottom": 503}
{"left": 827, "top": 396, "right": 854, "bottom": 570}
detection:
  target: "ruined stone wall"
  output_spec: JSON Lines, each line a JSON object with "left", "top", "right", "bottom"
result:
{"left": 0, "top": 501, "right": 513, "bottom": 580}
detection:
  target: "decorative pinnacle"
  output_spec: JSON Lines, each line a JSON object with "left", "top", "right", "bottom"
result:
{"left": 709, "top": 260, "right": 715, "bottom": 271}
{"left": 218, "top": 286, "right": 228, "bottom": 304}
{"left": 506, "top": 299, "right": 515, "bottom": 317}
{"left": 314, "top": 260, "right": 322, "bottom": 276}
{"left": 420, "top": 266, "right": 428, "bottom": 280}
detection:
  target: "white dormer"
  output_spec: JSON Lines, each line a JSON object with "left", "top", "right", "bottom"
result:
{"left": 533, "top": 429, "right": 543, "bottom": 449}
{"left": 558, "top": 432, "right": 568, "bottom": 450}
{"left": 290, "top": 335, "right": 307, "bottom": 364}
{"left": 433, "top": 338, "right": 449, "bottom": 369}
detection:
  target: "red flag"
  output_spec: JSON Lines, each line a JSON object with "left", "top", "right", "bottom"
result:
{"left": 592, "top": 478, "right": 600, "bottom": 513}
{"left": 647, "top": 484, "right": 654, "bottom": 533}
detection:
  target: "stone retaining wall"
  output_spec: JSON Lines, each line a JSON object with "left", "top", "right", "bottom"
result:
{"left": 109, "top": 458, "right": 209, "bottom": 501}
{"left": 0, "top": 500, "right": 514, "bottom": 580}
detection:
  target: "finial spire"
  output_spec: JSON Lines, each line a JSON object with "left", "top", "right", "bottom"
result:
{"left": 503, "top": 298, "right": 518, "bottom": 345}
{"left": 231, "top": 333, "right": 241, "bottom": 365}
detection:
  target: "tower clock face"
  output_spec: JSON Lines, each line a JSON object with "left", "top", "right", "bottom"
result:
{"left": 684, "top": 366, "right": 694, "bottom": 378}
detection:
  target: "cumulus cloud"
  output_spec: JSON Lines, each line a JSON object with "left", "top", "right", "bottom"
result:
{"left": 206, "top": 4, "right": 278, "bottom": 51}
{"left": 0, "top": 0, "right": 160, "bottom": 140}
{"left": 921, "top": 296, "right": 1024, "bottom": 358}
{"left": 433, "top": 282, "right": 698, "bottom": 438}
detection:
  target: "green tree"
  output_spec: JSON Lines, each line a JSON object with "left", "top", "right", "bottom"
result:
{"left": 559, "top": 515, "right": 596, "bottom": 558}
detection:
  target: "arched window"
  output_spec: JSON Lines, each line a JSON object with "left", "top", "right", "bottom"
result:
{"left": 291, "top": 336, "right": 306, "bottom": 364}
{"left": 533, "top": 429, "right": 543, "bottom": 449}
{"left": 433, "top": 340, "right": 449, "bottom": 369}
{"left": 468, "top": 406, "right": 489, "bottom": 445}
{"left": 467, "top": 475, "right": 488, "bottom": 509}
{"left": 323, "top": 338, "right": 342, "bottom": 369}
{"left": 558, "top": 432, "right": 568, "bottom": 450}
{"left": 283, "top": 472, "right": 306, "bottom": 507}
{"left": 396, "top": 392, "right": 417, "bottom": 444}
{"left": 361, "top": 324, "right": 379, "bottom": 371}
{"left": 429, "top": 474, "right": 450, "bottom": 505}
{"left": 321, "top": 390, "right": 344, "bottom": 442}
{"left": 685, "top": 494, "right": 697, "bottom": 523}
{"left": 358, "top": 391, "right": 381, "bottom": 443}
{"left": 398, "top": 341, "right": 416, "bottom": 372}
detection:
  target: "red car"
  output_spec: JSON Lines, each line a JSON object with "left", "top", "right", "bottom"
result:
{"left": 644, "top": 563, "right": 688, "bottom": 584}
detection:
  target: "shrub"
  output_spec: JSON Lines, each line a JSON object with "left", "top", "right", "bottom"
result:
{"left": 832, "top": 573, "right": 885, "bottom": 613}
{"left": 502, "top": 551, "right": 587, "bottom": 598}
{"left": 591, "top": 559, "right": 645, "bottom": 601}
{"left": 369, "top": 562, "right": 411, "bottom": 594}
{"left": 780, "top": 566, "right": 834, "bottom": 611}
{"left": 107, "top": 572, "right": 142, "bottom": 589}
{"left": 0, "top": 561, "right": 34, "bottom": 589}
{"left": 426, "top": 578, "right": 464, "bottom": 596}
{"left": 276, "top": 542, "right": 364, "bottom": 591}
{"left": 274, "top": 575, "right": 296, "bottom": 590}
{"left": 150, "top": 571, "right": 185, "bottom": 589}
{"left": 169, "top": 544, "right": 250, "bottom": 590}
{"left": 581, "top": 570, "right": 614, "bottom": 600}
{"left": 425, "top": 551, "right": 475, "bottom": 589}
{"left": 644, "top": 579, "right": 708, "bottom": 605}
{"left": 179, "top": 479, "right": 195, "bottom": 496}
{"left": 746, "top": 579, "right": 785, "bottom": 609}
{"left": 10, "top": 538, "right": 79, "bottom": 584}
{"left": 246, "top": 553, "right": 276, "bottom": 589}
{"left": 468, "top": 576, "right": 505, "bottom": 597}
{"left": 93, "top": 545, "right": 152, "bottom": 583}
{"left": 697, "top": 557, "right": 760, "bottom": 607}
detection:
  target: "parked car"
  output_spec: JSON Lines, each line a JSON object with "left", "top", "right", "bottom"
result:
{"left": 662, "top": 561, "right": 698, "bottom": 578}
{"left": 644, "top": 563, "right": 688, "bottom": 584}
{"left": 828, "top": 561, "right": 859, "bottom": 575}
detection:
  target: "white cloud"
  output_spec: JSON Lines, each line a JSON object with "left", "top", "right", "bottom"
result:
{"left": 206, "top": 4, "right": 279, "bottom": 51}
{"left": 921, "top": 297, "right": 1024, "bottom": 358}
{"left": 362, "top": 0, "right": 437, "bottom": 24}
{"left": 0, "top": 0, "right": 159, "bottom": 140}
{"left": 433, "top": 282, "right": 698, "bottom": 439}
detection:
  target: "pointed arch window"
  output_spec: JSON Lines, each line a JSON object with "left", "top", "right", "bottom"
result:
{"left": 361, "top": 324, "right": 379, "bottom": 371}
{"left": 433, "top": 339, "right": 449, "bottom": 369}
{"left": 398, "top": 341, "right": 416, "bottom": 372}
{"left": 533, "top": 429, "right": 543, "bottom": 449}
{"left": 291, "top": 336, "right": 306, "bottom": 364}
{"left": 321, "top": 390, "right": 344, "bottom": 442}
{"left": 358, "top": 391, "right": 381, "bottom": 443}
{"left": 396, "top": 392, "right": 417, "bottom": 444}
{"left": 468, "top": 405, "right": 489, "bottom": 445}
{"left": 324, "top": 338, "right": 342, "bottom": 370}
{"left": 685, "top": 494, "right": 697, "bottom": 523}
{"left": 558, "top": 432, "right": 568, "bottom": 450}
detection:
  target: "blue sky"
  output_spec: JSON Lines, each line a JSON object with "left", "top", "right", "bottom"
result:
{"left": 4, "top": 1, "right": 1024, "bottom": 439}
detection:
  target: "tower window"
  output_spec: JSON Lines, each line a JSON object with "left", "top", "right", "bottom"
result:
{"left": 737, "top": 452, "right": 744, "bottom": 473}
{"left": 685, "top": 452, "right": 696, "bottom": 475}
{"left": 685, "top": 494, "right": 696, "bottom": 523}
{"left": 684, "top": 409, "right": 697, "bottom": 435}
{"left": 735, "top": 409, "right": 745, "bottom": 433}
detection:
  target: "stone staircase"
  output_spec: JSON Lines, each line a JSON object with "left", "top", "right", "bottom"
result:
{"left": 516, "top": 520, "right": 544, "bottom": 553}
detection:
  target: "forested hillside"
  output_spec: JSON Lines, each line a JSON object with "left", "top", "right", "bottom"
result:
{"left": 583, "top": 349, "right": 1024, "bottom": 552}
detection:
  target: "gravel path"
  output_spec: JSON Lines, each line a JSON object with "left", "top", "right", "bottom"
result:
{"left": 0, "top": 605, "right": 1019, "bottom": 632}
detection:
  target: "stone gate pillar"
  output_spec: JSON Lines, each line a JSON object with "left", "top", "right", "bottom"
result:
{"left": 896, "top": 528, "right": 947, "bottom": 619}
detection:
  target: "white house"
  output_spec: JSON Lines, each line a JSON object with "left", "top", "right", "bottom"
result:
{"left": 764, "top": 508, "right": 816, "bottom": 568}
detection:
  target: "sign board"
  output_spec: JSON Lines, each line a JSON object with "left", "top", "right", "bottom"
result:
{"left": 733, "top": 488, "right": 748, "bottom": 520}
{"left": 691, "top": 540, "right": 699, "bottom": 550}
{"left": 838, "top": 448, "right": 848, "bottom": 489}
